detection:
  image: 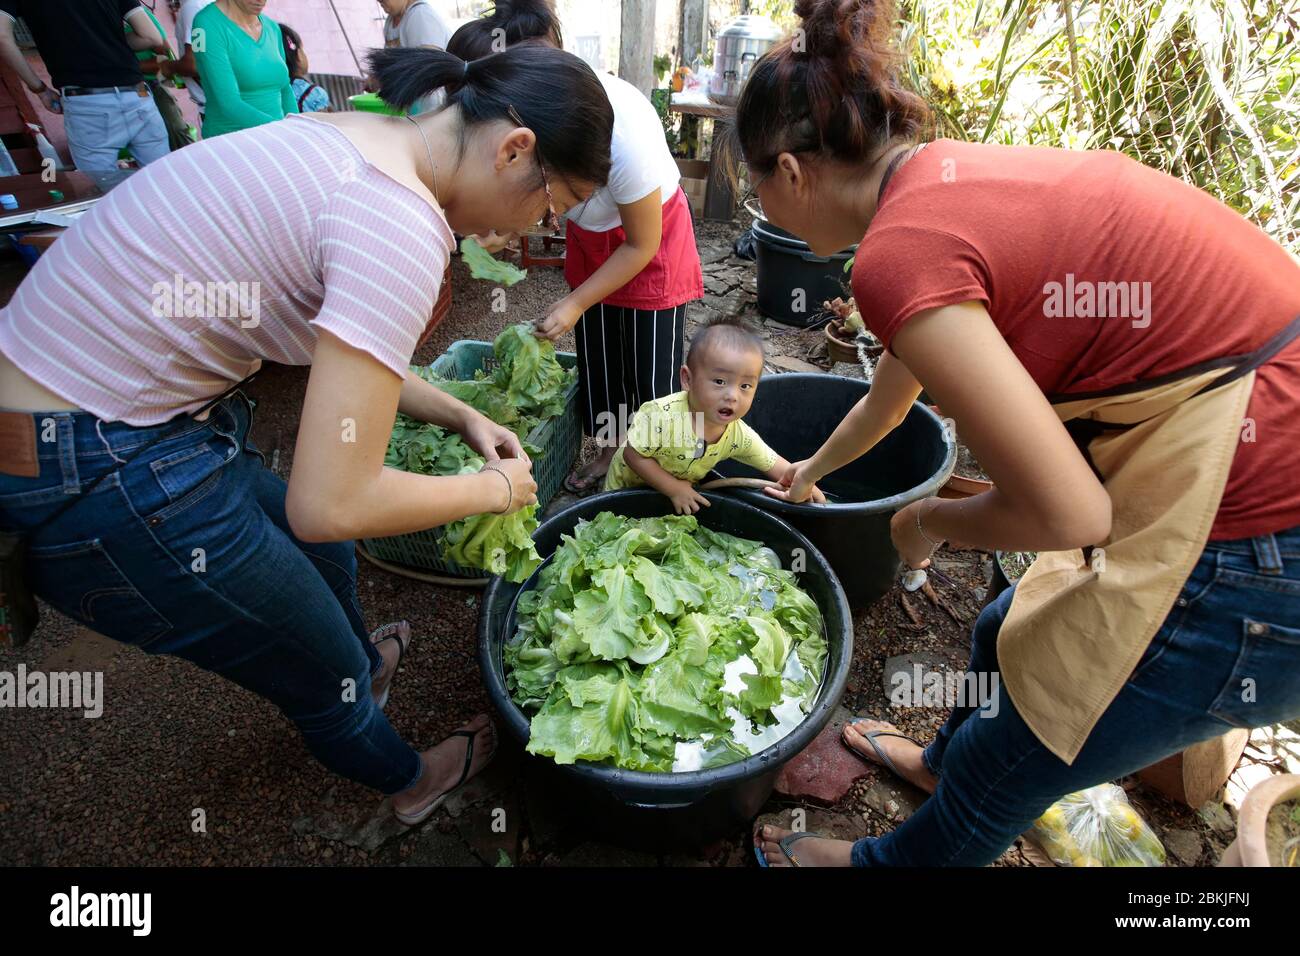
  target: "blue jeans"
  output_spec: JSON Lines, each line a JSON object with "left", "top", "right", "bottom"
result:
{"left": 0, "top": 394, "right": 422, "bottom": 794}
{"left": 61, "top": 89, "right": 168, "bottom": 170}
{"left": 852, "top": 528, "right": 1300, "bottom": 866}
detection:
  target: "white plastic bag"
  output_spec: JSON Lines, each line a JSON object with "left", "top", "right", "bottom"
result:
{"left": 1030, "top": 783, "right": 1166, "bottom": 867}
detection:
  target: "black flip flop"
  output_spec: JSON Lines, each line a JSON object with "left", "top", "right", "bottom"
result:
{"left": 755, "top": 831, "right": 828, "bottom": 867}
{"left": 843, "top": 718, "right": 923, "bottom": 779}
{"left": 394, "top": 721, "right": 497, "bottom": 827}
{"left": 369, "top": 620, "right": 411, "bottom": 711}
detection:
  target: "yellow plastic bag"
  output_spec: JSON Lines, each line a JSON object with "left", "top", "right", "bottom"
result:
{"left": 1030, "top": 784, "right": 1166, "bottom": 867}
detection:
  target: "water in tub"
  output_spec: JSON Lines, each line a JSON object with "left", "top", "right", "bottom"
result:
{"left": 672, "top": 559, "right": 821, "bottom": 772}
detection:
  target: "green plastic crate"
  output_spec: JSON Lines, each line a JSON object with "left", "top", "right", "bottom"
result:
{"left": 361, "top": 340, "right": 580, "bottom": 578}
{"left": 348, "top": 92, "right": 404, "bottom": 116}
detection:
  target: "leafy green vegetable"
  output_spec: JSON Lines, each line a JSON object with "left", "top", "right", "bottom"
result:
{"left": 384, "top": 416, "right": 541, "bottom": 582}
{"left": 414, "top": 322, "right": 575, "bottom": 442}
{"left": 461, "top": 236, "right": 528, "bottom": 286}
{"left": 380, "top": 324, "right": 575, "bottom": 582}
{"left": 505, "top": 513, "right": 827, "bottom": 772}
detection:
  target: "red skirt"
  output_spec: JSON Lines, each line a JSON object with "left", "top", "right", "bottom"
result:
{"left": 563, "top": 186, "right": 704, "bottom": 311}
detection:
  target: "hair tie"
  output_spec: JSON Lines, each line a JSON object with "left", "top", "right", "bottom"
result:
{"left": 462, "top": 60, "right": 471, "bottom": 80}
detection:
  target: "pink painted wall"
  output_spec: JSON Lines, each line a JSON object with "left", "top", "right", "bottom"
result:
{"left": 269, "top": 0, "right": 386, "bottom": 77}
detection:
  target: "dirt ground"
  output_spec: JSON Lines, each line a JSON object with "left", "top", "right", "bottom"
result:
{"left": 1, "top": 220, "right": 1296, "bottom": 868}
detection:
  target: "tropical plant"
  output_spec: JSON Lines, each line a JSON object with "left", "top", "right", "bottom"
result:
{"left": 900, "top": 0, "right": 1300, "bottom": 250}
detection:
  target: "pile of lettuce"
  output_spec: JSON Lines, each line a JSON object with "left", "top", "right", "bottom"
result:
{"left": 381, "top": 324, "right": 573, "bottom": 582}
{"left": 415, "top": 323, "right": 574, "bottom": 444}
{"left": 385, "top": 419, "right": 541, "bottom": 581}
{"left": 505, "top": 513, "right": 827, "bottom": 772}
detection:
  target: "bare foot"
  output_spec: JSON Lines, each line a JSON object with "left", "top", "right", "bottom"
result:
{"left": 391, "top": 715, "right": 496, "bottom": 823}
{"left": 842, "top": 719, "right": 938, "bottom": 794}
{"left": 754, "top": 825, "right": 854, "bottom": 867}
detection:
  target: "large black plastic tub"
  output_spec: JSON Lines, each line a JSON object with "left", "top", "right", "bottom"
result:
{"left": 478, "top": 490, "right": 853, "bottom": 848}
{"left": 713, "top": 372, "right": 956, "bottom": 610}
{"left": 753, "top": 218, "right": 857, "bottom": 327}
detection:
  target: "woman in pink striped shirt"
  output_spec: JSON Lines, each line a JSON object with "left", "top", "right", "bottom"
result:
{"left": 0, "top": 45, "right": 613, "bottom": 826}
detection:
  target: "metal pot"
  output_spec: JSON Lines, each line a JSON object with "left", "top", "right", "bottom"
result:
{"left": 708, "top": 14, "right": 781, "bottom": 107}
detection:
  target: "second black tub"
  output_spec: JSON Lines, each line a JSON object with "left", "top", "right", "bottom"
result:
{"left": 711, "top": 372, "right": 956, "bottom": 610}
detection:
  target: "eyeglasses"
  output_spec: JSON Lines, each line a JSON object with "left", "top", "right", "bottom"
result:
{"left": 738, "top": 163, "right": 773, "bottom": 209}
{"left": 507, "top": 105, "right": 559, "bottom": 232}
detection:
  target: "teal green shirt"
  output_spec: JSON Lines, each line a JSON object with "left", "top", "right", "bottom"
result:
{"left": 193, "top": 5, "right": 297, "bottom": 137}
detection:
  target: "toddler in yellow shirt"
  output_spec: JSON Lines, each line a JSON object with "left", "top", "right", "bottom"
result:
{"left": 604, "top": 316, "right": 826, "bottom": 514}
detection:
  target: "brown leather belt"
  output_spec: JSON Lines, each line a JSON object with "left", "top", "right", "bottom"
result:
{"left": 0, "top": 411, "right": 39, "bottom": 478}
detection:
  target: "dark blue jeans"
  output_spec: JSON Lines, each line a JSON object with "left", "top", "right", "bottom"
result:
{"left": 0, "top": 394, "right": 422, "bottom": 794}
{"left": 852, "top": 528, "right": 1300, "bottom": 866}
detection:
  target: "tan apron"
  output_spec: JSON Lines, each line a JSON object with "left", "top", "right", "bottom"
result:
{"left": 997, "top": 316, "right": 1300, "bottom": 764}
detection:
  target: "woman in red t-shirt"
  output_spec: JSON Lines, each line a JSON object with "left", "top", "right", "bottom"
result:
{"left": 740, "top": 0, "right": 1300, "bottom": 868}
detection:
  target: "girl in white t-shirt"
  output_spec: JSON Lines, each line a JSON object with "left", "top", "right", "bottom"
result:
{"left": 449, "top": 0, "right": 704, "bottom": 493}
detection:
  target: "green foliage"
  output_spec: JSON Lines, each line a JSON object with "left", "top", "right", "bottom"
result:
{"left": 383, "top": 324, "right": 576, "bottom": 582}
{"left": 504, "top": 514, "right": 828, "bottom": 771}
{"left": 460, "top": 236, "right": 528, "bottom": 286}
{"left": 899, "top": 0, "right": 1300, "bottom": 250}
{"left": 748, "top": 0, "right": 1300, "bottom": 248}
{"left": 654, "top": 52, "right": 673, "bottom": 83}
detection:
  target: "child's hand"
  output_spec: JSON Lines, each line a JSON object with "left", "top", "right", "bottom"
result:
{"left": 669, "top": 481, "right": 711, "bottom": 515}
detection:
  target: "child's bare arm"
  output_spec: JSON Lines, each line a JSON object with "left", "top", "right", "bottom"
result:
{"left": 625, "top": 446, "right": 711, "bottom": 515}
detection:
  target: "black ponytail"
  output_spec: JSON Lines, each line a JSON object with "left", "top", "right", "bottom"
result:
{"left": 725, "top": 0, "right": 931, "bottom": 189}
{"left": 279, "top": 23, "right": 305, "bottom": 79}
{"left": 446, "top": 0, "right": 563, "bottom": 61}
{"left": 365, "top": 45, "right": 613, "bottom": 190}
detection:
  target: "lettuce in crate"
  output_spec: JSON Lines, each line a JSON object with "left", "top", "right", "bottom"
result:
{"left": 381, "top": 324, "right": 575, "bottom": 582}
{"left": 384, "top": 419, "right": 541, "bottom": 582}
{"left": 415, "top": 323, "right": 575, "bottom": 441}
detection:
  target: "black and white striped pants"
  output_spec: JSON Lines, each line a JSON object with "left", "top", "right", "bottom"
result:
{"left": 574, "top": 302, "right": 689, "bottom": 445}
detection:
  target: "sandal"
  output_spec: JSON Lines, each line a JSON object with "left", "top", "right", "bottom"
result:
{"left": 843, "top": 718, "right": 924, "bottom": 779}
{"left": 369, "top": 620, "right": 411, "bottom": 711}
{"left": 394, "top": 720, "right": 498, "bottom": 827}
{"left": 755, "top": 831, "right": 829, "bottom": 868}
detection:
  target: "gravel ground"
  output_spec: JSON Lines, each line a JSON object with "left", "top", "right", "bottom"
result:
{"left": 0, "top": 227, "right": 1286, "bottom": 868}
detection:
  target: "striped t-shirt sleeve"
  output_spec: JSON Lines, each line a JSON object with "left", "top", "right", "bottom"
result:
{"left": 312, "top": 178, "right": 448, "bottom": 377}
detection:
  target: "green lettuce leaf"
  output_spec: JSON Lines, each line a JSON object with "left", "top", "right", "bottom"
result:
{"left": 737, "top": 673, "right": 785, "bottom": 719}
{"left": 460, "top": 236, "right": 527, "bottom": 286}
{"left": 572, "top": 565, "right": 651, "bottom": 659}
{"left": 508, "top": 514, "right": 829, "bottom": 772}
{"left": 746, "top": 616, "right": 792, "bottom": 676}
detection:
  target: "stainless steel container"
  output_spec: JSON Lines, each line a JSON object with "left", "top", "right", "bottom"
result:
{"left": 707, "top": 14, "right": 781, "bottom": 107}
